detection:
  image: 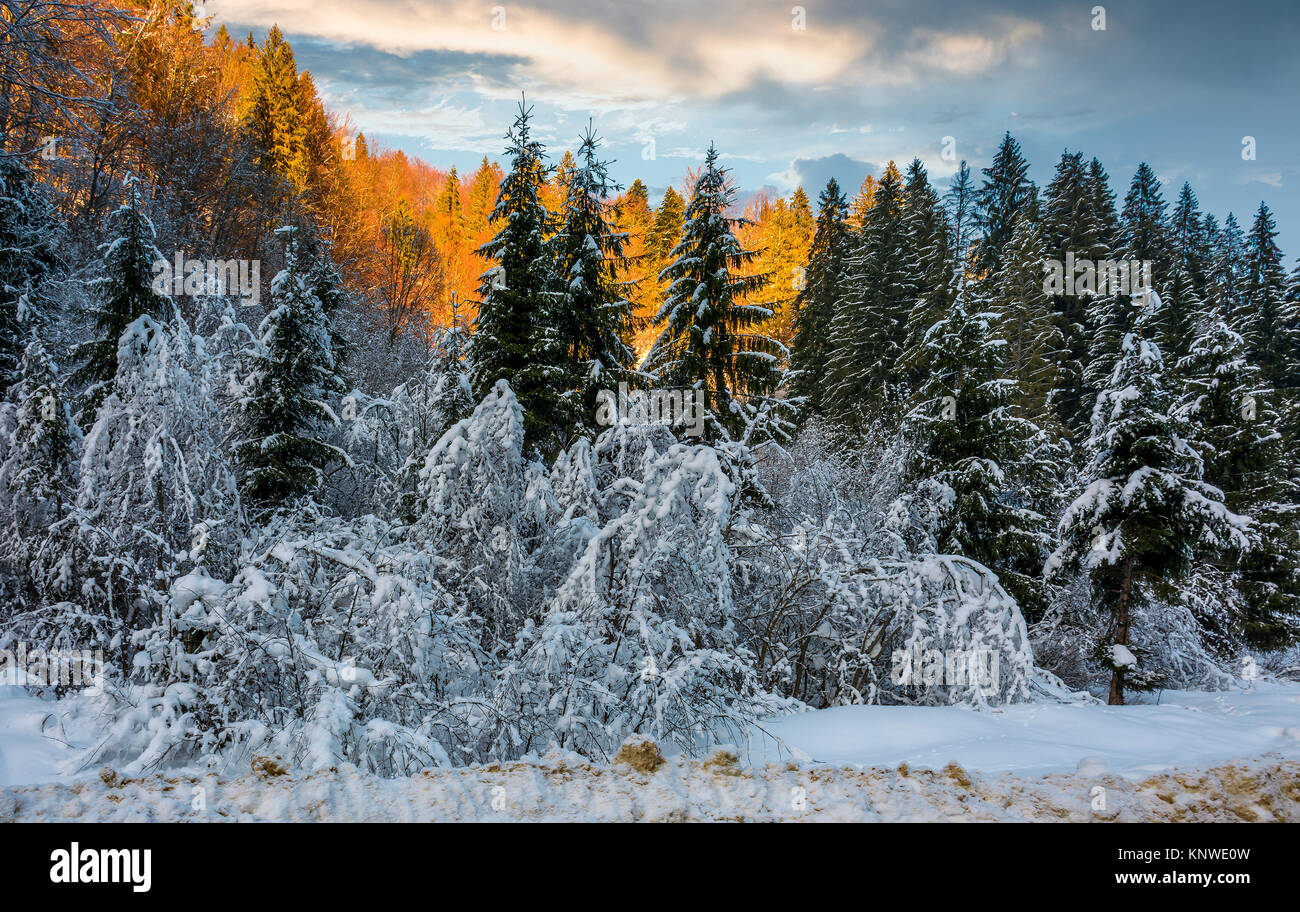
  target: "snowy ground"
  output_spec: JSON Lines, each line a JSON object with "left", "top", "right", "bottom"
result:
{"left": 3, "top": 682, "right": 1299, "bottom": 821}
{"left": 747, "top": 683, "right": 1300, "bottom": 777}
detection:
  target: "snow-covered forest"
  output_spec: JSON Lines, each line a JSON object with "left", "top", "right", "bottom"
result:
{"left": 2, "top": 2, "right": 1299, "bottom": 789}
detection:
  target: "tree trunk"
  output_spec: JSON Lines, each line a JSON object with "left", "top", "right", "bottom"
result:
{"left": 1108, "top": 558, "right": 1133, "bottom": 705}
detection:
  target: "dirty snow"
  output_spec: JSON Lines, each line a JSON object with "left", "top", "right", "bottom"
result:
{"left": 3, "top": 753, "right": 1297, "bottom": 823}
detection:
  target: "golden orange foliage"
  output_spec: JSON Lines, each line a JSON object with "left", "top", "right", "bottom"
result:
{"left": 25, "top": 3, "right": 816, "bottom": 351}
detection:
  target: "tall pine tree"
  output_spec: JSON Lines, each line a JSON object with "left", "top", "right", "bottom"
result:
{"left": 548, "top": 123, "right": 637, "bottom": 441}
{"left": 1169, "top": 182, "right": 1209, "bottom": 296}
{"left": 1082, "top": 163, "right": 1168, "bottom": 420}
{"left": 974, "top": 132, "right": 1036, "bottom": 275}
{"left": 898, "top": 158, "right": 955, "bottom": 385}
{"left": 644, "top": 144, "right": 781, "bottom": 437}
{"left": 1180, "top": 306, "right": 1300, "bottom": 650}
{"left": 825, "top": 162, "right": 913, "bottom": 424}
{"left": 1042, "top": 150, "right": 1112, "bottom": 435}
{"left": 986, "top": 211, "right": 1065, "bottom": 425}
{"left": 1240, "top": 203, "right": 1298, "bottom": 400}
{"left": 467, "top": 100, "right": 567, "bottom": 455}
{"left": 790, "top": 177, "right": 850, "bottom": 416}
{"left": 235, "top": 232, "right": 344, "bottom": 507}
{"left": 1049, "top": 292, "right": 1250, "bottom": 703}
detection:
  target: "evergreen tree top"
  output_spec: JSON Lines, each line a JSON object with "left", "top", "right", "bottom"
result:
{"left": 975, "top": 132, "right": 1036, "bottom": 274}
{"left": 1119, "top": 162, "right": 1169, "bottom": 264}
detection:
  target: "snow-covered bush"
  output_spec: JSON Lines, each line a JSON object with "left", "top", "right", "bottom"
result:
{"left": 69, "top": 314, "right": 239, "bottom": 659}
{"left": 489, "top": 438, "right": 797, "bottom": 761}
{"left": 92, "top": 506, "right": 490, "bottom": 776}
{"left": 1032, "top": 567, "right": 1245, "bottom": 694}
{"left": 411, "top": 380, "right": 555, "bottom": 648}
{"left": 327, "top": 324, "right": 475, "bottom": 521}
{"left": 882, "top": 556, "right": 1034, "bottom": 706}
{"left": 742, "top": 423, "right": 1034, "bottom": 707}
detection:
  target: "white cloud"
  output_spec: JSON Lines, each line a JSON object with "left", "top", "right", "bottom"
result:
{"left": 1242, "top": 170, "right": 1284, "bottom": 189}
{"left": 901, "top": 21, "right": 1045, "bottom": 77}
{"left": 218, "top": 0, "right": 863, "bottom": 105}
{"left": 217, "top": 0, "right": 1046, "bottom": 109}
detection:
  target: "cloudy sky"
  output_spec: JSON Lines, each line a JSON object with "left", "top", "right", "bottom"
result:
{"left": 206, "top": 0, "right": 1298, "bottom": 251}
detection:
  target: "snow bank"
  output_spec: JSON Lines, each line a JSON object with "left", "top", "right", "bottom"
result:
{"left": 748, "top": 682, "right": 1300, "bottom": 776}
{"left": 4, "top": 753, "right": 1297, "bottom": 822}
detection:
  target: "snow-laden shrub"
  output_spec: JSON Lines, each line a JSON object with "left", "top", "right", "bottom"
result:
{"left": 64, "top": 314, "right": 238, "bottom": 664}
{"left": 486, "top": 439, "right": 797, "bottom": 761}
{"left": 91, "top": 507, "right": 490, "bottom": 776}
{"left": 78, "top": 379, "right": 1053, "bottom": 778}
{"left": 1259, "top": 644, "right": 1300, "bottom": 681}
{"left": 550, "top": 437, "right": 599, "bottom": 524}
{"left": 1133, "top": 568, "right": 1242, "bottom": 691}
{"left": 735, "top": 517, "right": 897, "bottom": 707}
{"left": 742, "top": 426, "right": 1034, "bottom": 707}
{"left": 328, "top": 324, "right": 475, "bottom": 521}
{"left": 738, "top": 521, "right": 1033, "bottom": 707}
{"left": 883, "top": 556, "right": 1034, "bottom": 706}
{"left": 1032, "top": 567, "right": 1244, "bottom": 695}
{"left": 411, "top": 380, "right": 555, "bottom": 647}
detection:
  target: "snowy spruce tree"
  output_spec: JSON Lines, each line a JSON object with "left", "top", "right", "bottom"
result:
{"left": 644, "top": 144, "right": 782, "bottom": 438}
{"left": 468, "top": 100, "right": 566, "bottom": 455}
{"left": 1240, "top": 203, "right": 1299, "bottom": 413}
{"left": 1081, "top": 164, "right": 1169, "bottom": 422}
{"left": 235, "top": 232, "right": 345, "bottom": 508}
{"left": 0, "top": 154, "right": 61, "bottom": 399}
{"left": 74, "top": 177, "right": 171, "bottom": 421}
{"left": 1208, "top": 212, "right": 1248, "bottom": 318}
{"left": 1288, "top": 255, "right": 1300, "bottom": 318}
{"left": 1179, "top": 308, "right": 1286, "bottom": 512}
{"left": 789, "top": 177, "right": 850, "bottom": 417}
{"left": 985, "top": 211, "right": 1065, "bottom": 425}
{"left": 825, "top": 162, "right": 915, "bottom": 424}
{"left": 547, "top": 123, "right": 637, "bottom": 441}
{"left": 903, "top": 293, "right": 1053, "bottom": 620}
{"left": 1178, "top": 309, "right": 1300, "bottom": 649}
{"left": 1169, "top": 182, "right": 1210, "bottom": 297}
{"left": 898, "top": 159, "right": 956, "bottom": 390}
{"left": 1118, "top": 163, "right": 1171, "bottom": 279}
{"left": 1155, "top": 259, "right": 1205, "bottom": 370}
{"left": 943, "top": 160, "right": 979, "bottom": 281}
{"left": 974, "top": 132, "right": 1036, "bottom": 275}
{"left": 1042, "top": 150, "right": 1115, "bottom": 434}
{"left": 1048, "top": 292, "right": 1252, "bottom": 703}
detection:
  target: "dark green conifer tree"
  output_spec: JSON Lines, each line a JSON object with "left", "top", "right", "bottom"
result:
{"left": 789, "top": 177, "right": 850, "bottom": 417}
